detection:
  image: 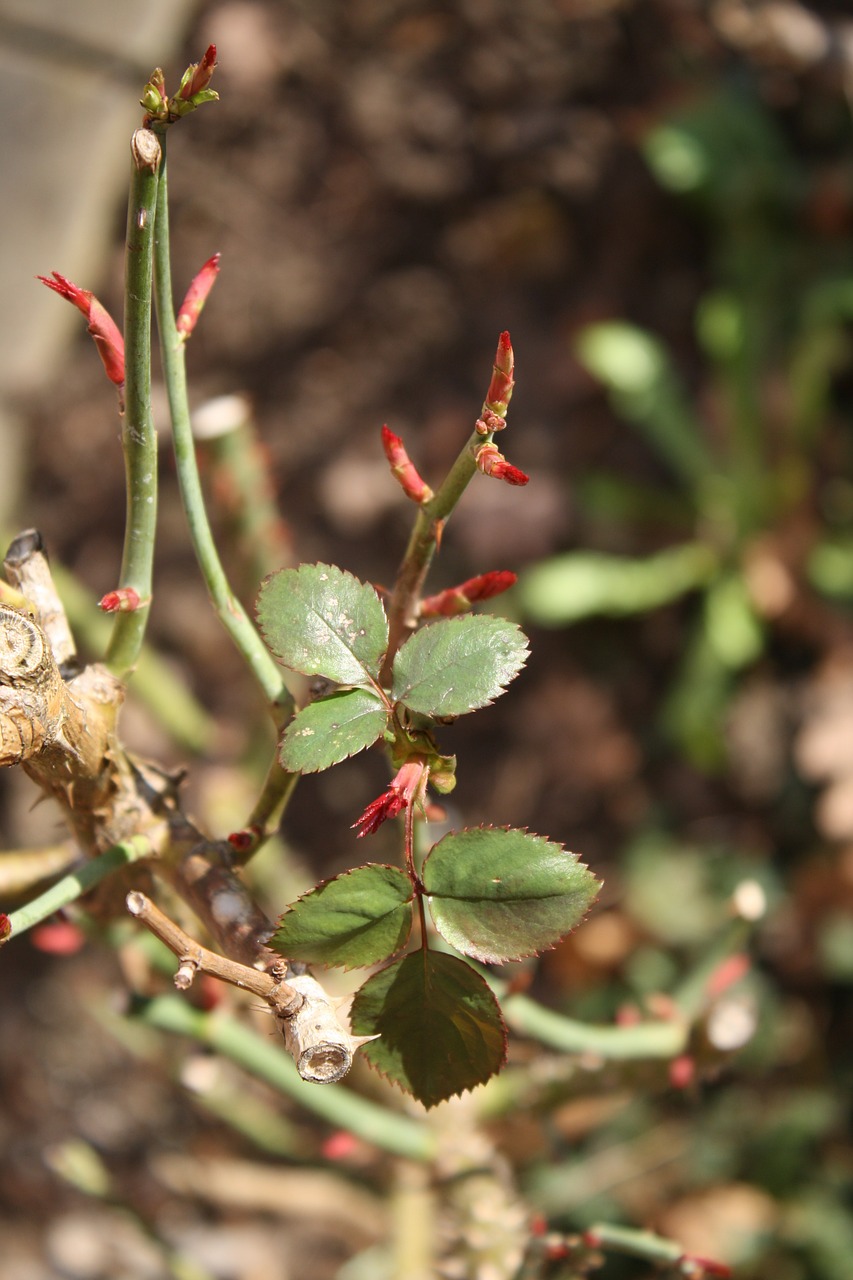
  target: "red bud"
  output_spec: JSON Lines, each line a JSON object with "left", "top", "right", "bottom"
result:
{"left": 353, "top": 759, "right": 429, "bottom": 837}
{"left": 227, "top": 826, "right": 262, "bottom": 854}
{"left": 420, "top": 570, "right": 517, "bottom": 618}
{"left": 99, "top": 587, "right": 142, "bottom": 613}
{"left": 381, "top": 425, "right": 433, "bottom": 503}
{"left": 474, "top": 443, "right": 529, "bottom": 486}
{"left": 38, "top": 272, "right": 125, "bottom": 386}
{"left": 177, "top": 253, "right": 221, "bottom": 339}
{"left": 179, "top": 45, "right": 218, "bottom": 100}
{"left": 484, "top": 331, "right": 515, "bottom": 415}
{"left": 0, "top": 913, "right": 11, "bottom": 944}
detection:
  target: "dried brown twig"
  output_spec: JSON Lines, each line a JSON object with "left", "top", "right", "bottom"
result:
{"left": 0, "top": 529, "right": 362, "bottom": 1083}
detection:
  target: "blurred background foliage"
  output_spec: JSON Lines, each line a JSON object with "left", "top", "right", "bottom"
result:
{"left": 3, "top": 2, "right": 853, "bottom": 1278}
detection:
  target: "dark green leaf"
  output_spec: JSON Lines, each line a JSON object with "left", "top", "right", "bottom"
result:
{"left": 257, "top": 563, "right": 388, "bottom": 685}
{"left": 350, "top": 951, "right": 506, "bottom": 1108}
{"left": 391, "top": 616, "right": 528, "bottom": 717}
{"left": 423, "top": 827, "right": 600, "bottom": 963}
{"left": 270, "top": 865, "right": 413, "bottom": 969}
{"left": 280, "top": 689, "right": 388, "bottom": 773}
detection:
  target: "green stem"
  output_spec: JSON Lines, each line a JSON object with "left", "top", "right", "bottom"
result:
{"left": 380, "top": 425, "right": 494, "bottom": 683}
{"left": 500, "top": 991, "right": 687, "bottom": 1060}
{"left": 106, "top": 128, "right": 163, "bottom": 677}
{"left": 137, "top": 993, "right": 436, "bottom": 1161}
{"left": 584, "top": 1222, "right": 684, "bottom": 1266}
{"left": 53, "top": 561, "right": 217, "bottom": 754}
{"left": 3, "top": 837, "right": 152, "bottom": 939}
{"left": 151, "top": 135, "right": 293, "bottom": 717}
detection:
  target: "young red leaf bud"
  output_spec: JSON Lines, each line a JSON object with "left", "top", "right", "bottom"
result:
{"left": 99, "top": 587, "right": 142, "bottom": 613}
{"left": 227, "top": 826, "right": 262, "bottom": 854}
{"left": 0, "top": 912, "right": 11, "bottom": 944}
{"left": 474, "top": 443, "right": 529, "bottom": 486}
{"left": 352, "top": 758, "right": 429, "bottom": 837}
{"left": 381, "top": 425, "right": 434, "bottom": 503}
{"left": 484, "top": 330, "right": 515, "bottom": 416}
{"left": 419, "top": 570, "right": 517, "bottom": 618}
{"left": 475, "top": 408, "right": 507, "bottom": 435}
{"left": 178, "top": 44, "right": 218, "bottom": 100}
{"left": 176, "top": 253, "right": 221, "bottom": 340}
{"left": 38, "top": 272, "right": 125, "bottom": 386}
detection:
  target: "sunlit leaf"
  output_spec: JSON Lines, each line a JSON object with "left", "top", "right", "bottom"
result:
{"left": 391, "top": 615, "right": 528, "bottom": 717}
{"left": 280, "top": 689, "right": 388, "bottom": 773}
{"left": 270, "top": 865, "right": 413, "bottom": 969}
{"left": 350, "top": 951, "right": 507, "bottom": 1107}
{"left": 423, "top": 827, "right": 600, "bottom": 963}
{"left": 257, "top": 563, "right": 388, "bottom": 685}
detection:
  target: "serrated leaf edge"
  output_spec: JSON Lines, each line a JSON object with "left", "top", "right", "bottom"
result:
{"left": 423, "top": 824, "right": 602, "bottom": 964}
{"left": 270, "top": 863, "right": 414, "bottom": 971}
{"left": 256, "top": 561, "right": 389, "bottom": 683}
{"left": 353, "top": 956, "right": 509, "bottom": 1109}
{"left": 279, "top": 693, "right": 388, "bottom": 774}
{"left": 392, "top": 615, "right": 530, "bottom": 715}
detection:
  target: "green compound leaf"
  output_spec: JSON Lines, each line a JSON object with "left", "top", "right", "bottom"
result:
{"left": 280, "top": 689, "right": 388, "bottom": 773}
{"left": 257, "top": 563, "right": 388, "bottom": 686}
{"left": 423, "top": 827, "right": 600, "bottom": 963}
{"left": 350, "top": 951, "right": 507, "bottom": 1108}
{"left": 391, "top": 615, "right": 529, "bottom": 717}
{"left": 270, "top": 865, "right": 413, "bottom": 969}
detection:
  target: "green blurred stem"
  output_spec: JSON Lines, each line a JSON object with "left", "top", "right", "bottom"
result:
{"left": 500, "top": 991, "right": 687, "bottom": 1060}
{"left": 229, "top": 757, "right": 299, "bottom": 865}
{"left": 585, "top": 1222, "right": 683, "bottom": 1265}
{"left": 151, "top": 137, "right": 293, "bottom": 719}
{"left": 4, "top": 837, "right": 152, "bottom": 939}
{"left": 138, "top": 994, "right": 436, "bottom": 1161}
{"left": 106, "top": 129, "right": 162, "bottom": 677}
{"left": 495, "top": 915, "right": 752, "bottom": 1062}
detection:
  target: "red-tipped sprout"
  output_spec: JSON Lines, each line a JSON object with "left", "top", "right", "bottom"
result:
{"left": 474, "top": 442, "right": 529, "bottom": 486}
{"left": 38, "top": 272, "right": 125, "bottom": 387}
{"left": 381, "top": 425, "right": 434, "bottom": 504}
{"left": 176, "top": 253, "right": 221, "bottom": 340}
{"left": 99, "top": 588, "right": 143, "bottom": 613}
{"left": 484, "top": 330, "right": 515, "bottom": 417}
{"left": 352, "top": 758, "right": 429, "bottom": 837}
{"left": 227, "top": 825, "right": 262, "bottom": 855}
{"left": 0, "top": 913, "right": 11, "bottom": 944}
{"left": 178, "top": 44, "right": 218, "bottom": 100}
{"left": 419, "top": 570, "right": 517, "bottom": 618}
